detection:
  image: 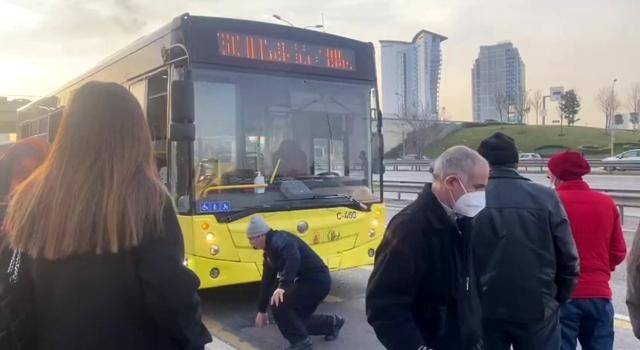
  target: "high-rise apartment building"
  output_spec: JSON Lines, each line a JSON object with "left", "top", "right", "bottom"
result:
{"left": 472, "top": 42, "right": 526, "bottom": 122}
{"left": 381, "top": 30, "right": 447, "bottom": 121}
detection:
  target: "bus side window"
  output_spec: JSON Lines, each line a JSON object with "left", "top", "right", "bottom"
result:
{"left": 146, "top": 72, "right": 169, "bottom": 187}
{"left": 20, "top": 123, "right": 28, "bottom": 138}
{"left": 147, "top": 72, "right": 168, "bottom": 142}
{"left": 129, "top": 80, "right": 146, "bottom": 113}
{"left": 48, "top": 111, "right": 62, "bottom": 143}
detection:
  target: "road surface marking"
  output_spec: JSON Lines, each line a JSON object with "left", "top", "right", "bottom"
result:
{"left": 324, "top": 294, "right": 344, "bottom": 303}
{"left": 202, "top": 317, "right": 257, "bottom": 350}
{"left": 359, "top": 265, "right": 374, "bottom": 271}
{"left": 615, "top": 319, "right": 633, "bottom": 330}
{"left": 614, "top": 314, "right": 632, "bottom": 330}
{"left": 616, "top": 314, "right": 631, "bottom": 322}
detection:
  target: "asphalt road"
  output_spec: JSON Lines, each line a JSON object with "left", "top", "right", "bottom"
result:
{"left": 202, "top": 201, "right": 640, "bottom": 350}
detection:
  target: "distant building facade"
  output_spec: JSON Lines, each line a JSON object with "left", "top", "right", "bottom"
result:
{"left": 613, "top": 113, "right": 640, "bottom": 131}
{"left": 472, "top": 42, "right": 526, "bottom": 122}
{"left": 381, "top": 30, "right": 447, "bottom": 121}
{"left": 0, "top": 96, "right": 30, "bottom": 139}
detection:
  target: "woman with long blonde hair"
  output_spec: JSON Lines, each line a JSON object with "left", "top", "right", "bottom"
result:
{"left": 4, "top": 81, "right": 211, "bottom": 349}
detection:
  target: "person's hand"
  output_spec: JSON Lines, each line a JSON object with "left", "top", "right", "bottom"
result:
{"left": 255, "top": 312, "right": 269, "bottom": 328}
{"left": 270, "top": 288, "right": 285, "bottom": 307}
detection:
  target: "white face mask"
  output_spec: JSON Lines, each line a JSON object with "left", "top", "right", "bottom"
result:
{"left": 453, "top": 191, "right": 486, "bottom": 217}
{"left": 548, "top": 174, "right": 558, "bottom": 189}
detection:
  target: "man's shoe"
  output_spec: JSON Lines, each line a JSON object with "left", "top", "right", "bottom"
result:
{"left": 324, "top": 315, "right": 345, "bottom": 341}
{"left": 285, "top": 337, "right": 312, "bottom": 350}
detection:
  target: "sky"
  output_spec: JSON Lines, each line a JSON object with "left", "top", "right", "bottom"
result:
{"left": 1, "top": 0, "right": 639, "bottom": 127}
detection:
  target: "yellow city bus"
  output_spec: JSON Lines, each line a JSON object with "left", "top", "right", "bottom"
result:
{"left": 17, "top": 13, "right": 386, "bottom": 289}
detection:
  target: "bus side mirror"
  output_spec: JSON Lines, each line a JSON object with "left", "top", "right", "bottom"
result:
{"left": 171, "top": 80, "right": 194, "bottom": 124}
{"left": 372, "top": 133, "right": 385, "bottom": 174}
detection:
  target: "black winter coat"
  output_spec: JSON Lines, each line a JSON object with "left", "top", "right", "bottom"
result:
{"left": 472, "top": 167, "right": 580, "bottom": 323}
{"left": 25, "top": 200, "right": 212, "bottom": 350}
{"left": 258, "top": 230, "right": 329, "bottom": 312}
{"left": 366, "top": 184, "right": 483, "bottom": 350}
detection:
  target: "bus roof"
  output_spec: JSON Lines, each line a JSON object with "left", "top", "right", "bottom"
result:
{"left": 20, "top": 13, "right": 375, "bottom": 114}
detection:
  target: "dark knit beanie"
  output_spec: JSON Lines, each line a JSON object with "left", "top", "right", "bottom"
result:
{"left": 477, "top": 132, "right": 519, "bottom": 167}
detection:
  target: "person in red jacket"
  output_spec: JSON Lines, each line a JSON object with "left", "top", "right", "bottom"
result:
{"left": 548, "top": 151, "right": 627, "bottom": 350}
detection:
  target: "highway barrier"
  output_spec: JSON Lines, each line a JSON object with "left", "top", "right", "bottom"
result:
{"left": 382, "top": 180, "right": 640, "bottom": 224}
{"left": 383, "top": 159, "right": 640, "bottom": 173}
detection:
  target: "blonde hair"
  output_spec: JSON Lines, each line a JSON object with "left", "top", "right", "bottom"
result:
{"left": 5, "top": 82, "right": 166, "bottom": 259}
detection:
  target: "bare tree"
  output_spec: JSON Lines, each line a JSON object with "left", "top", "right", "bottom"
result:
{"left": 401, "top": 102, "right": 432, "bottom": 157}
{"left": 531, "top": 90, "right": 543, "bottom": 125}
{"left": 595, "top": 86, "right": 621, "bottom": 129}
{"left": 493, "top": 89, "right": 509, "bottom": 122}
{"left": 514, "top": 90, "right": 531, "bottom": 124}
{"left": 629, "top": 83, "right": 640, "bottom": 131}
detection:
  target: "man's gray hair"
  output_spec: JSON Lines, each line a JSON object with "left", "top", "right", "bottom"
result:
{"left": 432, "top": 146, "right": 489, "bottom": 182}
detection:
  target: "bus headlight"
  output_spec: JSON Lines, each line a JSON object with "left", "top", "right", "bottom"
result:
{"left": 206, "top": 233, "right": 215, "bottom": 242}
{"left": 297, "top": 221, "right": 309, "bottom": 234}
{"left": 371, "top": 219, "right": 380, "bottom": 228}
{"left": 209, "top": 245, "right": 220, "bottom": 256}
{"left": 369, "top": 229, "right": 376, "bottom": 238}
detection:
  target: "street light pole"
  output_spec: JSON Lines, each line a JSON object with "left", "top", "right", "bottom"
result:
{"left": 610, "top": 78, "right": 618, "bottom": 157}
{"left": 542, "top": 95, "right": 550, "bottom": 126}
{"left": 273, "top": 14, "right": 323, "bottom": 29}
{"left": 272, "top": 14, "right": 295, "bottom": 26}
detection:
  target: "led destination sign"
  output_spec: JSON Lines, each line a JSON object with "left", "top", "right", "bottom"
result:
{"left": 217, "top": 31, "right": 356, "bottom": 71}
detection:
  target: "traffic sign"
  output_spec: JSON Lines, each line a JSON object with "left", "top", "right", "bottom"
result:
{"left": 550, "top": 87, "right": 564, "bottom": 102}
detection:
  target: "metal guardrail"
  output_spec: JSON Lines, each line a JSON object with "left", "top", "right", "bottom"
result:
{"left": 383, "top": 160, "right": 433, "bottom": 172}
{"left": 382, "top": 180, "right": 640, "bottom": 224}
{"left": 383, "top": 159, "right": 640, "bottom": 173}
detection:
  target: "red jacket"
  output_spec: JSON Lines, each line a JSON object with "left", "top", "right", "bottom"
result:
{"left": 557, "top": 180, "right": 627, "bottom": 299}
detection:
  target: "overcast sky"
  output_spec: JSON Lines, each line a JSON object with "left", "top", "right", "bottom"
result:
{"left": 1, "top": 0, "right": 638, "bottom": 126}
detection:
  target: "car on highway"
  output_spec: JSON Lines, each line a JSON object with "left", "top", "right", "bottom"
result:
{"left": 602, "top": 149, "right": 640, "bottom": 171}
{"left": 397, "top": 154, "right": 430, "bottom": 161}
{"left": 519, "top": 153, "right": 543, "bottom": 161}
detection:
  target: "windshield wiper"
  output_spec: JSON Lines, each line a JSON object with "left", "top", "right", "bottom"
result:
{"left": 313, "top": 194, "right": 369, "bottom": 211}
{"left": 277, "top": 193, "right": 368, "bottom": 211}
{"left": 217, "top": 204, "right": 281, "bottom": 223}
{"left": 217, "top": 194, "right": 369, "bottom": 223}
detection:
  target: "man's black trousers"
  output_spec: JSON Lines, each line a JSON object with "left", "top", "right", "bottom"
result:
{"left": 272, "top": 273, "right": 334, "bottom": 344}
{"left": 483, "top": 308, "right": 561, "bottom": 350}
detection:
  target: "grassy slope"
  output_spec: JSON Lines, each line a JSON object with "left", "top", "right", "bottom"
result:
{"left": 424, "top": 125, "right": 640, "bottom": 158}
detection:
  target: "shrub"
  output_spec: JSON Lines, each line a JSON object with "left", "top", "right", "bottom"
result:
{"left": 534, "top": 145, "right": 569, "bottom": 158}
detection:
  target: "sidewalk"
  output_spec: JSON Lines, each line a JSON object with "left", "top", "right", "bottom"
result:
{"left": 206, "top": 336, "right": 236, "bottom": 350}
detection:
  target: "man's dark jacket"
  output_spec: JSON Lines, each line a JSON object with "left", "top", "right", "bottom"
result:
{"left": 366, "top": 184, "right": 482, "bottom": 350}
{"left": 258, "top": 230, "right": 329, "bottom": 312}
{"left": 472, "top": 167, "right": 580, "bottom": 323}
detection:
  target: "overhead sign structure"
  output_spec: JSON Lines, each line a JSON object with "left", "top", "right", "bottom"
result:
{"left": 550, "top": 86, "right": 564, "bottom": 102}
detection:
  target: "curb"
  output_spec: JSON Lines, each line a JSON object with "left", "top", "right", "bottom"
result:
{"left": 207, "top": 337, "right": 237, "bottom": 350}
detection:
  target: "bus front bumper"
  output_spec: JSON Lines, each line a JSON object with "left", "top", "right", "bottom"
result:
{"left": 188, "top": 235, "right": 383, "bottom": 290}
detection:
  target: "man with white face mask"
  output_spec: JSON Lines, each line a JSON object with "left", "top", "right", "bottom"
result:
{"left": 367, "top": 145, "right": 489, "bottom": 350}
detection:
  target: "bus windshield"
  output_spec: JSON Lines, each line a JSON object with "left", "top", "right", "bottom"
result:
{"left": 193, "top": 68, "right": 377, "bottom": 216}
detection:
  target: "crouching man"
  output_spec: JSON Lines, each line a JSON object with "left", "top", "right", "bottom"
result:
{"left": 249, "top": 215, "right": 345, "bottom": 350}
